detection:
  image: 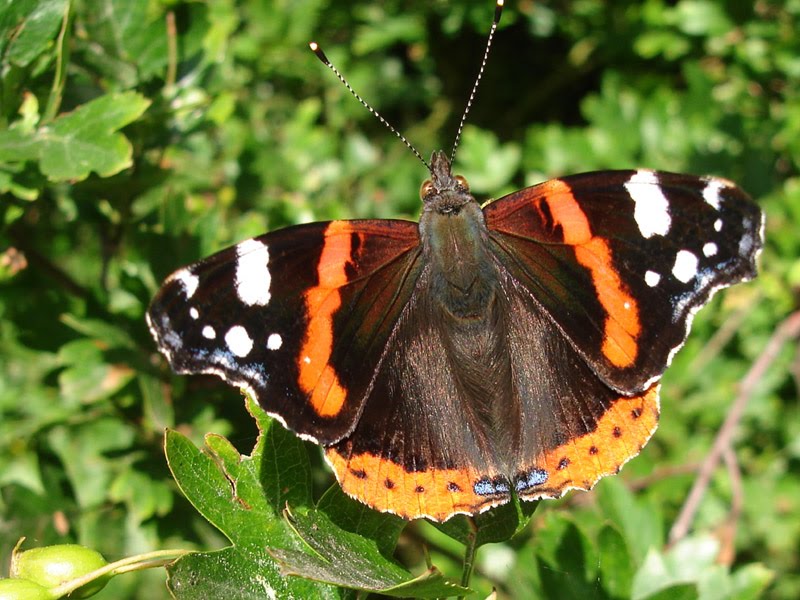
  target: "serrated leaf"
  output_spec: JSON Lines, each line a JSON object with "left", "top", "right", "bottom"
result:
{"left": 269, "top": 507, "right": 471, "bottom": 598}
{"left": 164, "top": 402, "right": 337, "bottom": 597}
{"left": 0, "top": 91, "right": 150, "bottom": 181}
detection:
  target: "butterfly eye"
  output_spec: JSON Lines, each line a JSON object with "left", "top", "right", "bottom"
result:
{"left": 420, "top": 180, "right": 435, "bottom": 199}
{"left": 454, "top": 175, "right": 470, "bottom": 191}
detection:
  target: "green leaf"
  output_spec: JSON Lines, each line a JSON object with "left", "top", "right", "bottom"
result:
{"left": 0, "top": 0, "right": 67, "bottom": 68}
{"left": 167, "top": 546, "right": 340, "bottom": 600}
{"left": 316, "top": 484, "right": 406, "bottom": 558}
{"left": 434, "top": 498, "right": 539, "bottom": 546}
{"left": 675, "top": 1, "right": 733, "bottom": 37}
{"left": 165, "top": 396, "right": 466, "bottom": 597}
{"left": 269, "top": 507, "right": 471, "bottom": 598}
{"left": 47, "top": 418, "right": 137, "bottom": 508}
{"left": 597, "top": 477, "right": 663, "bottom": 560}
{"left": 631, "top": 535, "right": 719, "bottom": 600}
{"left": 0, "top": 91, "right": 150, "bottom": 181}
{"left": 79, "top": 0, "right": 168, "bottom": 84}
{"left": 163, "top": 413, "right": 338, "bottom": 598}
{"left": 56, "top": 339, "right": 134, "bottom": 405}
{"left": 725, "top": 563, "right": 774, "bottom": 600}
{"left": 598, "top": 525, "right": 635, "bottom": 599}
{"left": 456, "top": 126, "right": 521, "bottom": 194}
{"left": 533, "top": 515, "right": 602, "bottom": 599}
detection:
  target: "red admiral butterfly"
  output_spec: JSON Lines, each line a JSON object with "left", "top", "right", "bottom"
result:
{"left": 147, "top": 2, "right": 762, "bottom": 522}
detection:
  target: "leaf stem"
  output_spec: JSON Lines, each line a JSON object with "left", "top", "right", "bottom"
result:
{"left": 165, "top": 11, "right": 177, "bottom": 90}
{"left": 48, "top": 548, "right": 193, "bottom": 597}
{"left": 458, "top": 517, "right": 479, "bottom": 598}
{"left": 43, "top": 0, "right": 72, "bottom": 123}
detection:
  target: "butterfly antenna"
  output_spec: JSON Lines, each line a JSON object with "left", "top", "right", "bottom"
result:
{"left": 309, "top": 42, "right": 430, "bottom": 171}
{"left": 450, "top": 0, "right": 504, "bottom": 165}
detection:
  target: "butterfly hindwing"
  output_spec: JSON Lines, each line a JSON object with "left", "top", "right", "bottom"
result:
{"left": 325, "top": 261, "right": 662, "bottom": 521}
{"left": 485, "top": 169, "right": 762, "bottom": 394}
{"left": 147, "top": 219, "right": 422, "bottom": 444}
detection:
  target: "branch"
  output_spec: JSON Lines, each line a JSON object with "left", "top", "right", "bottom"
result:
{"left": 669, "top": 310, "right": 800, "bottom": 545}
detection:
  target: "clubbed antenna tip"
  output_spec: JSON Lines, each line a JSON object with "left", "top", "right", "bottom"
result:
{"left": 308, "top": 41, "right": 429, "bottom": 170}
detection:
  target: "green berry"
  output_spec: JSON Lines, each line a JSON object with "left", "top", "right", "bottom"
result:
{"left": 11, "top": 544, "right": 110, "bottom": 598}
{"left": 0, "top": 578, "right": 53, "bottom": 600}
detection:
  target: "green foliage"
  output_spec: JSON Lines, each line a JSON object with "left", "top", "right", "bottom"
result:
{"left": 1, "top": 0, "right": 797, "bottom": 598}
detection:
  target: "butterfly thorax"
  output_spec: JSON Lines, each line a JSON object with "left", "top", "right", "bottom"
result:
{"left": 419, "top": 151, "right": 497, "bottom": 320}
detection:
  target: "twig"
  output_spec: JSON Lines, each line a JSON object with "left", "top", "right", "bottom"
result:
{"left": 43, "top": 0, "right": 72, "bottom": 122}
{"left": 165, "top": 11, "right": 177, "bottom": 90}
{"left": 669, "top": 310, "right": 800, "bottom": 545}
{"left": 716, "top": 445, "right": 743, "bottom": 565}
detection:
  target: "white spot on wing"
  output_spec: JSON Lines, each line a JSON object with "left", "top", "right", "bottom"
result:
{"left": 267, "top": 333, "right": 282, "bottom": 350}
{"left": 645, "top": 270, "right": 661, "bottom": 287}
{"left": 703, "top": 242, "right": 718, "bottom": 257}
{"left": 202, "top": 325, "right": 216, "bottom": 339}
{"left": 625, "top": 170, "right": 671, "bottom": 238}
{"left": 189, "top": 307, "right": 199, "bottom": 319}
{"left": 702, "top": 179, "right": 724, "bottom": 209}
{"left": 714, "top": 219, "right": 723, "bottom": 232}
{"left": 672, "top": 250, "right": 699, "bottom": 283}
{"left": 173, "top": 269, "right": 199, "bottom": 299}
{"left": 225, "top": 325, "right": 253, "bottom": 357}
{"left": 235, "top": 239, "right": 271, "bottom": 306}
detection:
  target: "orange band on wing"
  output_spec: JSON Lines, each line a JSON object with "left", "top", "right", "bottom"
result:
{"left": 520, "top": 384, "right": 660, "bottom": 499}
{"left": 325, "top": 448, "right": 505, "bottom": 522}
{"left": 544, "top": 180, "right": 642, "bottom": 368}
{"left": 298, "top": 221, "right": 355, "bottom": 418}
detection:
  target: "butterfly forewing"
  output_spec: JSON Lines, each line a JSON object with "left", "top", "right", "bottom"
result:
{"left": 147, "top": 219, "right": 422, "bottom": 444}
{"left": 484, "top": 169, "right": 762, "bottom": 394}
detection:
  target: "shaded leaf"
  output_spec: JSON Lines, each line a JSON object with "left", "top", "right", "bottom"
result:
{"left": 434, "top": 498, "right": 539, "bottom": 546}
{"left": 316, "top": 484, "right": 406, "bottom": 558}
{"left": 270, "top": 507, "right": 471, "bottom": 598}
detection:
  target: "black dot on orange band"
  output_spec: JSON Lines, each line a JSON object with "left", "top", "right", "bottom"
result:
{"left": 613, "top": 426, "right": 622, "bottom": 438}
{"left": 350, "top": 468, "right": 367, "bottom": 479}
{"left": 384, "top": 478, "right": 395, "bottom": 489}
{"left": 414, "top": 485, "right": 425, "bottom": 493}
{"left": 589, "top": 446, "right": 599, "bottom": 455}
{"left": 557, "top": 457, "right": 570, "bottom": 470}
{"left": 447, "top": 482, "right": 462, "bottom": 492}
{"left": 631, "top": 407, "right": 642, "bottom": 419}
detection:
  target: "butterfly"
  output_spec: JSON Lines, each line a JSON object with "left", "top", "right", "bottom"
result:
{"left": 147, "top": 2, "right": 762, "bottom": 522}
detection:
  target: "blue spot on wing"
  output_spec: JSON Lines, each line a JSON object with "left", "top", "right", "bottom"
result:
{"left": 515, "top": 468, "right": 549, "bottom": 492}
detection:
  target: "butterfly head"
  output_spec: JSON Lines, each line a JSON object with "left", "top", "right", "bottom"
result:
{"left": 420, "top": 151, "right": 474, "bottom": 215}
